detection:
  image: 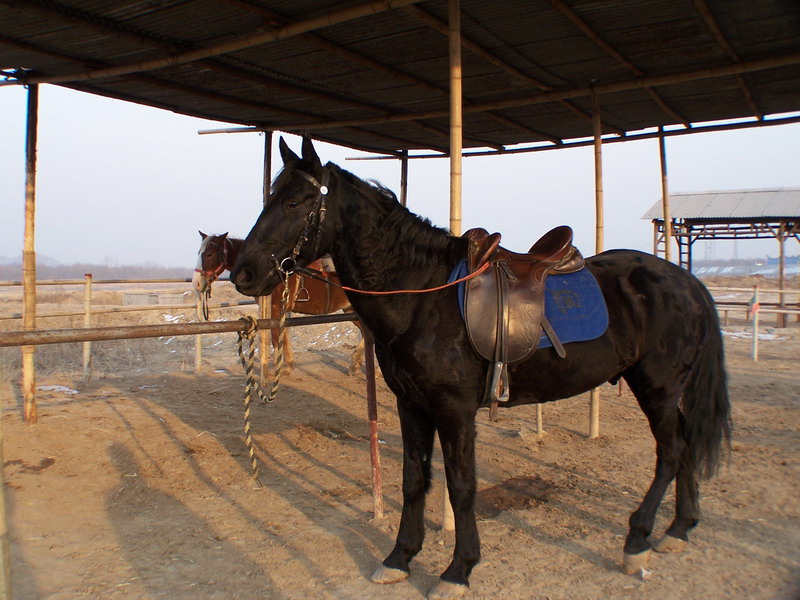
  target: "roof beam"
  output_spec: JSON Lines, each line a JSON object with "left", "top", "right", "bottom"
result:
{"left": 546, "top": 0, "right": 691, "bottom": 128}
{"left": 0, "top": 32, "right": 446, "bottom": 153}
{"left": 219, "top": 0, "right": 507, "bottom": 149}
{"left": 691, "top": 0, "right": 763, "bottom": 119}
{"left": 0, "top": 0, "right": 425, "bottom": 86}
{"left": 403, "top": 5, "right": 624, "bottom": 137}
{"left": 273, "top": 51, "right": 800, "bottom": 132}
{"left": 1, "top": 0, "right": 406, "bottom": 119}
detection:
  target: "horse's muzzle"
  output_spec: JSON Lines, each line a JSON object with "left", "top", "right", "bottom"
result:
{"left": 232, "top": 260, "right": 279, "bottom": 297}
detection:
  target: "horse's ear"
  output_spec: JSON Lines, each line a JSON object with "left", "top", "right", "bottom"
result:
{"left": 301, "top": 136, "right": 321, "bottom": 165}
{"left": 199, "top": 231, "right": 207, "bottom": 239}
{"left": 221, "top": 232, "right": 229, "bottom": 239}
{"left": 279, "top": 137, "right": 300, "bottom": 165}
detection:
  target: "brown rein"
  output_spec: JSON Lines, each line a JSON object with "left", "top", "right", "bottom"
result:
{"left": 296, "top": 260, "right": 490, "bottom": 296}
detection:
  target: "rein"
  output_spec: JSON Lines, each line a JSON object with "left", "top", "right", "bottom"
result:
{"left": 280, "top": 166, "right": 490, "bottom": 296}
{"left": 295, "top": 260, "right": 491, "bottom": 296}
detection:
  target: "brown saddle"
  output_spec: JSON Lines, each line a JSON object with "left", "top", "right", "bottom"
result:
{"left": 463, "top": 225, "right": 585, "bottom": 405}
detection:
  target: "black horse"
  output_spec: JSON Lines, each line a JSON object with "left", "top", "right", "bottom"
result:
{"left": 232, "top": 137, "right": 731, "bottom": 600}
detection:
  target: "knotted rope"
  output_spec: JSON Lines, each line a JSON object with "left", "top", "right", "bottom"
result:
{"left": 235, "top": 272, "right": 291, "bottom": 487}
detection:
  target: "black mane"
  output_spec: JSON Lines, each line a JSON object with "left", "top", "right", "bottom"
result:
{"left": 330, "top": 163, "right": 466, "bottom": 271}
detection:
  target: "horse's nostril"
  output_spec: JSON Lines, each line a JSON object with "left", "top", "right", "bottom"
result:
{"left": 234, "top": 266, "right": 253, "bottom": 287}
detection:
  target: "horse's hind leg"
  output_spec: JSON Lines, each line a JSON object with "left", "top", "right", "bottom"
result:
{"left": 372, "top": 400, "right": 435, "bottom": 583}
{"left": 622, "top": 380, "right": 686, "bottom": 573}
{"left": 656, "top": 413, "right": 699, "bottom": 553}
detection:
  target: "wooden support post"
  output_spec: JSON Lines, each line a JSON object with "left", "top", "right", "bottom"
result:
{"left": 589, "top": 89, "right": 603, "bottom": 440}
{"left": 259, "top": 131, "right": 274, "bottom": 385}
{"left": 82, "top": 273, "right": 93, "bottom": 383}
{"left": 194, "top": 292, "right": 203, "bottom": 373}
{"left": 535, "top": 404, "right": 544, "bottom": 437}
{"left": 442, "top": 0, "right": 462, "bottom": 531}
{"left": 659, "top": 128, "right": 672, "bottom": 263}
{"left": 364, "top": 336, "right": 384, "bottom": 519}
{"left": 448, "top": 0, "right": 462, "bottom": 237}
{"left": 399, "top": 149, "right": 409, "bottom": 207}
{"left": 22, "top": 83, "right": 39, "bottom": 424}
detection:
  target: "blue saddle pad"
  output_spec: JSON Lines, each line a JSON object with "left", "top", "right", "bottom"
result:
{"left": 448, "top": 260, "right": 608, "bottom": 350}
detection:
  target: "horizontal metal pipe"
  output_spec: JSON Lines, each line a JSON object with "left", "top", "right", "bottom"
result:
{"left": 0, "top": 300, "right": 258, "bottom": 321}
{"left": 0, "top": 278, "right": 193, "bottom": 287}
{"left": 0, "top": 313, "right": 357, "bottom": 348}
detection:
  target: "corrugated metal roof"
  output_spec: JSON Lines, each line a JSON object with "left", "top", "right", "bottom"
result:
{"left": 642, "top": 188, "right": 800, "bottom": 220}
{"left": 2, "top": 0, "right": 800, "bottom": 154}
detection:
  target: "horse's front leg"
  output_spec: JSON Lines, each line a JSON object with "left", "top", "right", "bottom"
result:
{"left": 371, "top": 399, "right": 435, "bottom": 584}
{"left": 428, "top": 408, "right": 480, "bottom": 599}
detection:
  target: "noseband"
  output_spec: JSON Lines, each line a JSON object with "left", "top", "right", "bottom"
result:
{"left": 277, "top": 167, "right": 329, "bottom": 275}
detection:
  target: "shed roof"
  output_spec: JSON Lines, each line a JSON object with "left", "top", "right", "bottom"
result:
{"left": 2, "top": 0, "right": 800, "bottom": 155}
{"left": 642, "top": 188, "right": 800, "bottom": 221}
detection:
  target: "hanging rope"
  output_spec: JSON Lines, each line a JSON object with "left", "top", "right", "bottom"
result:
{"left": 234, "top": 271, "right": 291, "bottom": 487}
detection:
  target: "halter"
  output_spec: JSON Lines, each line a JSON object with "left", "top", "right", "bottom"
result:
{"left": 195, "top": 236, "right": 233, "bottom": 284}
{"left": 278, "top": 167, "right": 329, "bottom": 276}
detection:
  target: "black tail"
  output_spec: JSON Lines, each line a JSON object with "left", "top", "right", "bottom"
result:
{"left": 682, "top": 306, "right": 732, "bottom": 480}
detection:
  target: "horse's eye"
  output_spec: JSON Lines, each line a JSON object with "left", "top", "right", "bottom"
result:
{"left": 286, "top": 199, "right": 301, "bottom": 209}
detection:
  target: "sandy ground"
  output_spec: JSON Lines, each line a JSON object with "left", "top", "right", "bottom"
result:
{"left": 0, "top": 281, "right": 798, "bottom": 600}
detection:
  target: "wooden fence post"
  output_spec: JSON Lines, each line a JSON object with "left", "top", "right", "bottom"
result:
{"left": 22, "top": 83, "right": 39, "bottom": 424}
{"left": 82, "top": 273, "right": 93, "bottom": 382}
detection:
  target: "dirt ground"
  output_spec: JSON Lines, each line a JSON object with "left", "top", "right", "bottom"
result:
{"left": 0, "top": 279, "right": 798, "bottom": 600}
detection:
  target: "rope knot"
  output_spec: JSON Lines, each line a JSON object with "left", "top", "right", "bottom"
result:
{"left": 239, "top": 315, "right": 259, "bottom": 339}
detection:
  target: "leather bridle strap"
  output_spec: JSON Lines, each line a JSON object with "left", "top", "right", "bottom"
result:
{"left": 294, "top": 261, "right": 491, "bottom": 295}
{"left": 279, "top": 168, "right": 329, "bottom": 275}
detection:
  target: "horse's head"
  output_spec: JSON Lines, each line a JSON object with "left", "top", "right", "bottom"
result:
{"left": 193, "top": 231, "right": 230, "bottom": 293}
{"left": 233, "top": 137, "right": 336, "bottom": 297}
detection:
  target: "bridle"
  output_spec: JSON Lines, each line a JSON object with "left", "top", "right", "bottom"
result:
{"left": 278, "top": 165, "right": 492, "bottom": 296}
{"left": 195, "top": 236, "right": 233, "bottom": 285}
{"left": 275, "top": 167, "right": 329, "bottom": 277}
{"left": 195, "top": 236, "right": 234, "bottom": 321}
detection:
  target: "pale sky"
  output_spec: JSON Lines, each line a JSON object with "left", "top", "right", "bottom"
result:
{"left": 2, "top": 84, "right": 799, "bottom": 269}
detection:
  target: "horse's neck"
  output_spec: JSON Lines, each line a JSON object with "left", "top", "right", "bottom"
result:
{"left": 331, "top": 194, "right": 463, "bottom": 294}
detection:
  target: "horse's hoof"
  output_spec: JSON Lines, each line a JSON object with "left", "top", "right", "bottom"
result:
{"left": 654, "top": 534, "right": 687, "bottom": 554}
{"left": 370, "top": 565, "right": 409, "bottom": 584}
{"left": 622, "top": 548, "right": 652, "bottom": 575}
{"left": 427, "top": 579, "right": 468, "bottom": 600}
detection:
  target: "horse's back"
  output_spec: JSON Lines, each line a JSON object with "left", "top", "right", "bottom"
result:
{"left": 509, "top": 249, "right": 719, "bottom": 404}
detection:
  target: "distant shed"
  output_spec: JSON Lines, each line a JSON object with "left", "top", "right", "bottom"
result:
{"left": 642, "top": 188, "right": 800, "bottom": 275}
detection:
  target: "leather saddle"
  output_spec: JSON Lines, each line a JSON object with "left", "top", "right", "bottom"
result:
{"left": 462, "top": 225, "right": 585, "bottom": 405}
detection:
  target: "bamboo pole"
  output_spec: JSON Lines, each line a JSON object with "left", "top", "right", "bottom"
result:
{"left": 399, "top": 149, "right": 409, "bottom": 207}
{"left": 194, "top": 293, "right": 203, "bottom": 373}
{"left": 659, "top": 128, "right": 672, "bottom": 262}
{"left": 82, "top": 273, "right": 93, "bottom": 383}
{"left": 448, "top": 0, "right": 463, "bottom": 237}
{"left": 441, "top": 0, "right": 462, "bottom": 533}
{"left": 364, "top": 337, "right": 384, "bottom": 519}
{"left": 259, "top": 131, "right": 274, "bottom": 385}
{"left": 22, "top": 83, "right": 39, "bottom": 424}
{"left": 589, "top": 89, "right": 603, "bottom": 440}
